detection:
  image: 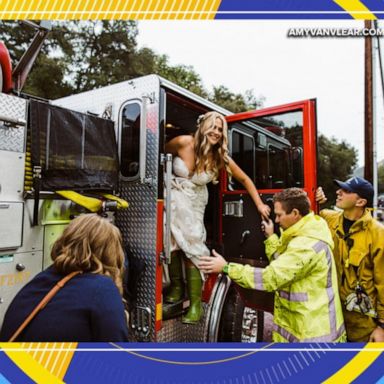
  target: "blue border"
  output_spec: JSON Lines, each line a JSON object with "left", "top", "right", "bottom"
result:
{"left": 1, "top": 2, "right": 384, "bottom": 383}
{"left": 2, "top": 343, "right": 382, "bottom": 383}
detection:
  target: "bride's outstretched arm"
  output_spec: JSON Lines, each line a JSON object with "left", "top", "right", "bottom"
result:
{"left": 228, "top": 157, "right": 271, "bottom": 220}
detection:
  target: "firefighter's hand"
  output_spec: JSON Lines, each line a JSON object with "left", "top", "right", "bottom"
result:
{"left": 316, "top": 187, "right": 327, "bottom": 204}
{"left": 261, "top": 219, "right": 274, "bottom": 238}
{"left": 369, "top": 326, "right": 384, "bottom": 342}
{"left": 199, "top": 250, "right": 227, "bottom": 274}
{"left": 257, "top": 203, "right": 271, "bottom": 220}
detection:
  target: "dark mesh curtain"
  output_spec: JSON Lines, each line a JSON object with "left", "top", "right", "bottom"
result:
{"left": 29, "top": 100, "right": 118, "bottom": 191}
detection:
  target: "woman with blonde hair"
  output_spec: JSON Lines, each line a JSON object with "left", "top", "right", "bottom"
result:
{"left": 0, "top": 214, "right": 129, "bottom": 342}
{"left": 165, "top": 111, "right": 270, "bottom": 324}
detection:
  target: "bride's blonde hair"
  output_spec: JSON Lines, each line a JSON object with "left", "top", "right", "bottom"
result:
{"left": 194, "top": 111, "right": 232, "bottom": 183}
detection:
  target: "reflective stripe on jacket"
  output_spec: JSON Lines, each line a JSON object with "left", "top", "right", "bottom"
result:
{"left": 320, "top": 209, "right": 384, "bottom": 341}
{"left": 227, "top": 212, "right": 346, "bottom": 342}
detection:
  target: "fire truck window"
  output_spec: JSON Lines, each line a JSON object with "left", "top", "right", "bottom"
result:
{"left": 230, "top": 130, "right": 254, "bottom": 190}
{"left": 268, "top": 145, "right": 288, "bottom": 188}
{"left": 250, "top": 110, "right": 304, "bottom": 187}
{"left": 120, "top": 102, "right": 140, "bottom": 178}
{"left": 292, "top": 147, "right": 303, "bottom": 187}
{"left": 255, "top": 148, "right": 268, "bottom": 189}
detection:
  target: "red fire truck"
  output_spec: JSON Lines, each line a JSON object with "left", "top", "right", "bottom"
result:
{"left": 0, "top": 23, "right": 317, "bottom": 342}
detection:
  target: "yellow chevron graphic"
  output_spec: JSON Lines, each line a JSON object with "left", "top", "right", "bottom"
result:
{"left": 0, "top": 0, "right": 222, "bottom": 19}
{"left": 0, "top": 342, "right": 77, "bottom": 382}
{"left": 322, "top": 343, "right": 383, "bottom": 384}
{"left": 333, "top": 0, "right": 377, "bottom": 20}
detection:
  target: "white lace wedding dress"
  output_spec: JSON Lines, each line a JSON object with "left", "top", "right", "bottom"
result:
{"left": 169, "top": 156, "right": 213, "bottom": 270}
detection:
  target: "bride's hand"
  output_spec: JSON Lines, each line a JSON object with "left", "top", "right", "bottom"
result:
{"left": 258, "top": 203, "right": 271, "bottom": 220}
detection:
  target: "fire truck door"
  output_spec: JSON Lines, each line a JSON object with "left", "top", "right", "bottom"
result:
{"left": 115, "top": 88, "right": 161, "bottom": 341}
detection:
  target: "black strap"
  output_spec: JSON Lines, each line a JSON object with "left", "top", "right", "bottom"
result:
{"left": 29, "top": 101, "right": 41, "bottom": 227}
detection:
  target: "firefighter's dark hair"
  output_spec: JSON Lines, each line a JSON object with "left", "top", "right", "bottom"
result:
{"left": 273, "top": 188, "right": 311, "bottom": 216}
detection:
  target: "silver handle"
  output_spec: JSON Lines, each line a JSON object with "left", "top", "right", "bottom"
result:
{"left": 240, "top": 230, "right": 251, "bottom": 245}
{"left": 0, "top": 115, "right": 26, "bottom": 126}
{"left": 139, "top": 97, "right": 148, "bottom": 184}
{"left": 163, "top": 153, "right": 173, "bottom": 264}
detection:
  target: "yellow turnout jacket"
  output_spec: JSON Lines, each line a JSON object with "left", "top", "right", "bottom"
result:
{"left": 227, "top": 212, "right": 346, "bottom": 342}
{"left": 320, "top": 209, "right": 384, "bottom": 341}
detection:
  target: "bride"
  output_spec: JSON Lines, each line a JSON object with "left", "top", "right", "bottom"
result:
{"left": 165, "top": 111, "right": 270, "bottom": 324}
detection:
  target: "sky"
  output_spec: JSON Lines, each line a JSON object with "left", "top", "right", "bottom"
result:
{"left": 137, "top": 20, "right": 384, "bottom": 167}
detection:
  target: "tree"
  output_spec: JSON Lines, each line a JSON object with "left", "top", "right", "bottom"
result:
{"left": 0, "top": 21, "right": 74, "bottom": 98}
{"left": 0, "top": 20, "right": 139, "bottom": 96}
{"left": 209, "top": 85, "right": 264, "bottom": 112}
{"left": 66, "top": 20, "right": 138, "bottom": 92}
{"left": 378, "top": 163, "right": 384, "bottom": 194}
{"left": 151, "top": 53, "right": 208, "bottom": 97}
{"left": 0, "top": 21, "right": 264, "bottom": 112}
{"left": 317, "top": 134, "right": 358, "bottom": 207}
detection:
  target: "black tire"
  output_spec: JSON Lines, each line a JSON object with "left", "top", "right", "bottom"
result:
{"left": 218, "top": 285, "right": 245, "bottom": 341}
{"left": 218, "top": 285, "right": 264, "bottom": 342}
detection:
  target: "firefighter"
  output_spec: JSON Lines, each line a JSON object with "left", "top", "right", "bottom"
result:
{"left": 316, "top": 177, "right": 384, "bottom": 342}
{"left": 199, "top": 188, "right": 346, "bottom": 342}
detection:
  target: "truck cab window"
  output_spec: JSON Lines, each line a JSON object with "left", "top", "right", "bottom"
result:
{"left": 120, "top": 102, "right": 141, "bottom": 179}
{"left": 251, "top": 110, "right": 304, "bottom": 188}
{"left": 230, "top": 130, "right": 255, "bottom": 190}
{"left": 268, "top": 145, "right": 288, "bottom": 188}
{"left": 255, "top": 147, "right": 268, "bottom": 189}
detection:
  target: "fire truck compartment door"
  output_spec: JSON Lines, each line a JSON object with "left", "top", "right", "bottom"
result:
{"left": 0, "top": 202, "right": 23, "bottom": 250}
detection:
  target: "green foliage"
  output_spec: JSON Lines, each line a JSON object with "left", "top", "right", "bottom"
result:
{"left": 152, "top": 53, "right": 208, "bottom": 97}
{"left": 22, "top": 55, "right": 73, "bottom": 99}
{"left": 209, "top": 86, "right": 264, "bottom": 112}
{"left": 65, "top": 20, "right": 138, "bottom": 92}
{"left": 378, "top": 164, "right": 384, "bottom": 194}
{"left": 317, "top": 134, "right": 358, "bottom": 207}
{"left": 0, "top": 20, "right": 263, "bottom": 112}
{"left": 0, "top": 20, "right": 74, "bottom": 98}
{"left": 1, "top": 21, "right": 363, "bottom": 206}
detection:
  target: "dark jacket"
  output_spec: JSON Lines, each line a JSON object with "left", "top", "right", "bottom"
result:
{"left": 0, "top": 266, "right": 129, "bottom": 342}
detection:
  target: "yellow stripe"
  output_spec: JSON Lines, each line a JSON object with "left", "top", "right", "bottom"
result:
{"left": 160, "top": 0, "right": 170, "bottom": 20}
{"left": 191, "top": 0, "right": 200, "bottom": 20}
{"left": 333, "top": 0, "right": 376, "bottom": 20}
{"left": 14, "top": 342, "right": 77, "bottom": 380}
{"left": 185, "top": 0, "right": 194, "bottom": 20}
{"left": 0, "top": 0, "right": 222, "bottom": 18}
{"left": 210, "top": 0, "right": 222, "bottom": 20}
{"left": 56, "top": 343, "right": 77, "bottom": 380}
{"left": 156, "top": 302, "right": 162, "bottom": 321}
{"left": 168, "top": 0, "right": 177, "bottom": 19}
{"left": 322, "top": 343, "right": 383, "bottom": 384}
{"left": 0, "top": 343, "right": 64, "bottom": 383}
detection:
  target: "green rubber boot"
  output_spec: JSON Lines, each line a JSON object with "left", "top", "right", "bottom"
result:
{"left": 165, "top": 253, "right": 184, "bottom": 303}
{"left": 182, "top": 266, "right": 203, "bottom": 324}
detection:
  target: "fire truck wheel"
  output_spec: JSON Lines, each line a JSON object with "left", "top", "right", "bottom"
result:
{"left": 218, "top": 285, "right": 265, "bottom": 342}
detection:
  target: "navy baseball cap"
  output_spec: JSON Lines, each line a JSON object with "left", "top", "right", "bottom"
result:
{"left": 333, "top": 177, "right": 374, "bottom": 203}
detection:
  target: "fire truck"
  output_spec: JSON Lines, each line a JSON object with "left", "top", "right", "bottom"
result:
{"left": 0, "top": 22, "right": 318, "bottom": 342}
